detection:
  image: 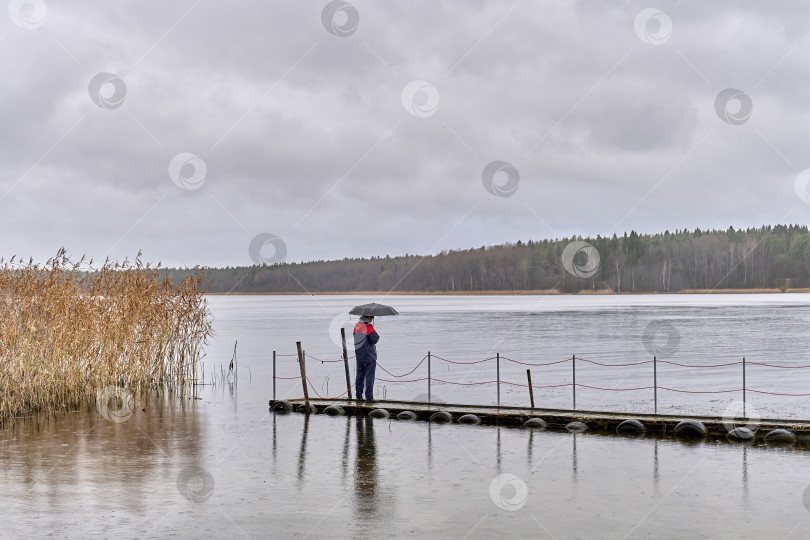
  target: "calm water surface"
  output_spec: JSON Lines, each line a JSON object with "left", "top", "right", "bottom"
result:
{"left": 3, "top": 294, "right": 810, "bottom": 538}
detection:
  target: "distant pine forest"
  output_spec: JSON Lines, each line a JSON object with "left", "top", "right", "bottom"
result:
{"left": 166, "top": 225, "right": 810, "bottom": 294}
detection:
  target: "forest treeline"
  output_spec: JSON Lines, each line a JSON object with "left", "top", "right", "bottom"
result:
{"left": 165, "top": 224, "right": 810, "bottom": 293}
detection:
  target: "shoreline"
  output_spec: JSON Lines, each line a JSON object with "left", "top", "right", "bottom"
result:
{"left": 206, "top": 288, "right": 810, "bottom": 296}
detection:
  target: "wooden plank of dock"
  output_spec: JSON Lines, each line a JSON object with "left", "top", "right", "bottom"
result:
{"left": 270, "top": 398, "right": 810, "bottom": 442}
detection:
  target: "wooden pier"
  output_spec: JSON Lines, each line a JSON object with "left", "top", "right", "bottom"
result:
{"left": 269, "top": 398, "right": 810, "bottom": 445}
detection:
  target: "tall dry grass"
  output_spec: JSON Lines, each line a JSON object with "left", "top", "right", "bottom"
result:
{"left": 0, "top": 249, "right": 211, "bottom": 419}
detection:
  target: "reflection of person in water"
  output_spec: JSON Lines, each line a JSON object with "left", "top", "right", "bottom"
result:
{"left": 354, "top": 415, "right": 378, "bottom": 515}
{"left": 350, "top": 415, "right": 397, "bottom": 537}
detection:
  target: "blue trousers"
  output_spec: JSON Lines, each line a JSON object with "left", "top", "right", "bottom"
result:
{"left": 355, "top": 359, "right": 376, "bottom": 400}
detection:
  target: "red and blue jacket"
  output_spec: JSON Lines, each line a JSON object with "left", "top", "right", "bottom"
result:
{"left": 353, "top": 322, "right": 379, "bottom": 363}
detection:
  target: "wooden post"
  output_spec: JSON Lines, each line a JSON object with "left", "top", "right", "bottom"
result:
{"left": 273, "top": 351, "right": 276, "bottom": 401}
{"left": 341, "top": 328, "right": 353, "bottom": 400}
{"left": 653, "top": 355, "right": 657, "bottom": 414}
{"left": 428, "top": 351, "right": 431, "bottom": 403}
{"left": 743, "top": 356, "right": 746, "bottom": 418}
{"left": 496, "top": 352, "right": 501, "bottom": 406}
{"left": 527, "top": 369, "right": 534, "bottom": 409}
{"left": 572, "top": 354, "right": 576, "bottom": 410}
{"left": 296, "top": 341, "right": 309, "bottom": 408}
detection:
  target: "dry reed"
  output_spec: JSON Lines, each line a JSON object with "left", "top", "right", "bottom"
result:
{"left": 0, "top": 249, "right": 212, "bottom": 420}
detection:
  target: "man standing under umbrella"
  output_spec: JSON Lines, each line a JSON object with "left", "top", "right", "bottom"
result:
{"left": 353, "top": 315, "right": 379, "bottom": 402}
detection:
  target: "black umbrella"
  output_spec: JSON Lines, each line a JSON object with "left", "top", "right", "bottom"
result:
{"left": 349, "top": 302, "right": 399, "bottom": 316}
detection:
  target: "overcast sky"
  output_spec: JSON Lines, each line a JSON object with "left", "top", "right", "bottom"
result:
{"left": 2, "top": 0, "right": 810, "bottom": 268}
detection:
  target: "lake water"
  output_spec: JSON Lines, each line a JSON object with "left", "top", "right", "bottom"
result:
{"left": 4, "top": 294, "right": 810, "bottom": 538}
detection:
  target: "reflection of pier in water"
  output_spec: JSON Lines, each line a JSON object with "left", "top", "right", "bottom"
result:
{"left": 277, "top": 404, "right": 765, "bottom": 534}
{"left": 285, "top": 412, "right": 396, "bottom": 536}
{"left": 353, "top": 416, "right": 378, "bottom": 519}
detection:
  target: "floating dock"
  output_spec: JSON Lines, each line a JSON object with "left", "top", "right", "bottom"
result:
{"left": 269, "top": 398, "right": 810, "bottom": 445}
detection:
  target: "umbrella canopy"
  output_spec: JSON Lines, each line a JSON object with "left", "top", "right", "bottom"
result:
{"left": 349, "top": 302, "right": 399, "bottom": 316}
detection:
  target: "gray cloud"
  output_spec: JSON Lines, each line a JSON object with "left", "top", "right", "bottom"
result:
{"left": 1, "top": 0, "right": 809, "bottom": 268}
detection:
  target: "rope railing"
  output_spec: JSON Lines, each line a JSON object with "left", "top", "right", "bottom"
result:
{"left": 428, "top": 354, "right": 496, "bottom": 365}
{"left": 746, "top": 389, "right": 810, "bottom": 396}
{"left": 274, "top": 352, "right": 352, "bottom": 363}
{"left": 275, "top": 350, "right": 810, "bottom": 370}
{"left": 656, "top": 359, "right": 743, "bottom": 368}
{"left": 305, "top": 376, "right": 353, "bottom": 400}
{"left": 376, "top": 376, "right": 428, "bottom": 384}
{"left": 303, "top": 353, "right": 345, "bottom": 363}
{"left": 499, "top": 356, "right": 572, "bottom": 367}
{"left": 658, "top": 386, "right": 742, "bottom": 394}
{"left": 568, "top": 357, "right": 653, "bottom": 367}
{"left": 271, "top": 348, "right": 810, "bottom": 412}
{"left": 275, "top": 371, "right": 810, "bottom": 400}
{"left": 745, "top": 361, "right": 810, "bottom": 369}
{"left": 376, "top": 354, "right": 428, "bottom": 378}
